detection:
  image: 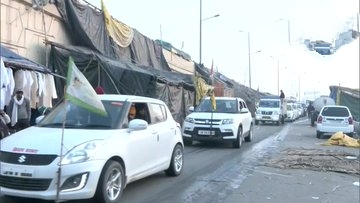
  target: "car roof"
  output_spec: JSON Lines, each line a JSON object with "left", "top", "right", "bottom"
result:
{"left": 203, "top": 96, "right": 244, "bottom": 101}
{"left": 98, "top": 94, "right": 164, "bottom": 104}
{"left": 322, "top": 105, "right": 348, "bottom": 108}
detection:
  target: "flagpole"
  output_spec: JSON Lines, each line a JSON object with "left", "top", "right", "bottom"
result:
{"left": 56, "top": 93, "right": 68, "bottom": 202}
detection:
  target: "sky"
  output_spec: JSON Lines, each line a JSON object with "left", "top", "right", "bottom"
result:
{"left": 85, "top": 0, "right": 359, "bottom": 100}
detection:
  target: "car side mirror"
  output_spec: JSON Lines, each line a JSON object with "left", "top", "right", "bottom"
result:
{"left": 189, "top": 106, "right": 194, "bottom": 112}
{"left": 35, "top": 115, "right": 45, "bottom": 124}
{"left": 128, "top": 119, "right": 148, "bottom": 131}
{"left": 240, "top": 108, "right": 249, "bottom": 113}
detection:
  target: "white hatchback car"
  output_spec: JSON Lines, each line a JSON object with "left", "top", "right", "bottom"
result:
{"left": 0, "top": 95, "right": 184, "bottom": 202}
{"left": 316, "top": 105, "right": 355, "bottom": 138}
{"left": 182, "top": 97, "right": 253, "bottom": 148}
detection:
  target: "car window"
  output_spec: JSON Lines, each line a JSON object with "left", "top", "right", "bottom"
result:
{"left": 149, "top": 103, "right": 166, "bottom": 124}
{"left": 241, "top": 101, "right": 247, "bottom": 109}
{"left": 321, "top": 107, "right": 350, "bottom": 117}
{"left": 38, "top": 100, "right": 123, "bottom": 129}
{"left": 134, "top": 102, "right": 150, "bottom": 123}
{"left": 259, "top": 100, "right": 279, "bottom": 108}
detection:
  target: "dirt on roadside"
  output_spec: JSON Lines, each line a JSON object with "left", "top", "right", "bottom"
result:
{"left": 265, "top": 148, "right": 360, "bottom": 176}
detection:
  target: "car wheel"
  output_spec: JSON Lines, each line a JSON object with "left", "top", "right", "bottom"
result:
{"left": 245, "top": 125, "right": 252, "bottom": 142}
{"left": 94, "top": 161, "right": 125, "bottom": 203}
{"left": 165, "top": 144, "right": 184, "bottom": 176}
{"left": 233, "top": 126, "right": 243, "bottom": 148}
{"left": 316, "top": 131, "right": 322, "bottom": 139}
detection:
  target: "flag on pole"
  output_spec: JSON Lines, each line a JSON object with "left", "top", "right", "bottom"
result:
{"left": 210, "top": 59, "right": 214, "bottom": 79}
{"left": 209, "top": 59, "right": 216, "bottom": 110}
{"left": 65, "top": 57, "right": 107, "bottom": 116}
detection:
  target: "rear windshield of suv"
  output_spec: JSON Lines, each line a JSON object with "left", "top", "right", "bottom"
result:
{"left": 321, "top": 107, "right": 349, "bottom": 117}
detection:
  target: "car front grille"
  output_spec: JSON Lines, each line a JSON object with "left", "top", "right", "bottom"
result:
{"left": 0, "top": 151, "right": 57, "bottom": 165}
{"left": 194, "top": 118, "right": 222, "bottom": 125}
{"left": 261, "top": 111, "right": 273, "bottom": 115}
{"left": 0, "top": 175, "right": 52, "bottom": 191}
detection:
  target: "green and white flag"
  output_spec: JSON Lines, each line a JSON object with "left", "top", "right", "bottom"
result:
{"left": 65, "top": 57, "right": 107, "bottom": 116}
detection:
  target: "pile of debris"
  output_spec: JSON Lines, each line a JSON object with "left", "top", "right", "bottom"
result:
{"left": 266, "top": 148, "right": 360, "bottom": 176}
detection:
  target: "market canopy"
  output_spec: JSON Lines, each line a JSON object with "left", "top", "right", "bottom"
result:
{"left": 0, "top": 44, "right": 52, "bottom": 74}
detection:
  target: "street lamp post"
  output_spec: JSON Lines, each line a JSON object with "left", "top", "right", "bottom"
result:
{"left": 199, "top": 1, "right": 219, "bottom": 65}
{"left": 239, "top": 30, "right": 252, "bottom": 88}
{"left": 277, "top": 58, "right": 280, "bottom": 94}
{"left": 195, "top": 0, "right": 219, "bottom": 106}
{"left": 278, "top": 18, "right": 290, "bottom": 43}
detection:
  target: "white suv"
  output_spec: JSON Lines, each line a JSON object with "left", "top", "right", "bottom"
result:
{"left": 316, "top": 105, "right": 355, "bottom": 138}
{"left": 0, "top": 95, "right": 184, "bottom": 202}
{"left": 182, "top": 97, "right": 253, "bottom": 148}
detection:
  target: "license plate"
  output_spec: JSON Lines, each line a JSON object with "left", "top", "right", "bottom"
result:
{"left": 1, "top": 165, "right": 34, "bottom": 177}
{"left": 262, "top": 116, "right": 271, "bottom": 119}
{"left": 198, "top": 130, "right": 215, "bottom": 135}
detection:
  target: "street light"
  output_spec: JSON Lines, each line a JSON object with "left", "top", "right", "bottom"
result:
{"left": 195, "top": 0, "right": 219, "bottom": 106}
{"left": 199, "top": 0, "right": 219, "bottom": 65}
{"left": 277, "top": 18, "right": 290, "bottom": 43}
{"left": 239, "top": 30, "right": 252, "bottom": 88}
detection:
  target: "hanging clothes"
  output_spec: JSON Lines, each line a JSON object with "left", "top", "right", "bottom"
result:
{"left": 39, "top": 74, "right": 57, "bottom": 108}
{"left": 0, "top": 57, "right": 11, "bottom": 109}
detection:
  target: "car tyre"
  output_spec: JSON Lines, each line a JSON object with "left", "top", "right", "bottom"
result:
{"left": 165, "top": 144, "right": 184, "bottom": 176}
{"left": 94, "top": 160, "right": 125, "bottom": 203}
{"left": 233, "top": 126, "right": 243, "bottom": 148}
{"left": 244, "top": 125, "right": 253, "bottom": 142}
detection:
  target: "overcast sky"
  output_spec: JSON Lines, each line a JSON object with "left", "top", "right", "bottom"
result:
{"left": 86, "top": 0, "right": 359, "bottom": 99}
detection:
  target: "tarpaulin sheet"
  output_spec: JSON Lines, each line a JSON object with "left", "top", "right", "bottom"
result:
{"left": 56, "top": 0, "right": 171, "bottom": 71}
{"left": 49, "top": 42, "right": 193, "bottom": 124}
{"left": 1, "top": 44, "right": 52, "bottom": 74}
{"left": 329, "top": 86, "right": 360, "bottom": 121}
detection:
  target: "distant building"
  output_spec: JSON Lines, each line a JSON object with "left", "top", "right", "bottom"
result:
{"left": 334, "top": 29, "right": 359, "bottom": 50}
{"left": 303, "top": 40, "right": 333, "bottom": 55}
{"left": 313, "top": 41, "right": 333, "bottom": 55}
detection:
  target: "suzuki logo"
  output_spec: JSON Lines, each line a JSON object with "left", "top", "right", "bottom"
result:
{"left": 18, "top": 155, "right": 26, "bottom": 163}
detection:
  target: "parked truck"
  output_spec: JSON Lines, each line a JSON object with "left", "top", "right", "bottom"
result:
{"left": 310, "top": 95, "right": 335, "bottom": 126}
{"left": 255, "top": 96, "right": 287, "bottom": 125}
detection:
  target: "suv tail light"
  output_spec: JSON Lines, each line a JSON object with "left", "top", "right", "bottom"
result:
{"left": 348, "top": 117, "right": 353, "bottom": 124}
{"left": 317, "top": 116, "right": 323, "bottom": 123}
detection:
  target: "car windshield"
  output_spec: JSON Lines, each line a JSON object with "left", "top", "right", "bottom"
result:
{"left": 259, "top": 100, "right": 280, "bottom": 108}
{"left": 196, "top": 99, "right": 237, "bottom": 113}
{"left": 38, "top": 100, "right": 125, "bottom": 129}
{"left": 321, "top": 107, "right": 350, "bottom": 117}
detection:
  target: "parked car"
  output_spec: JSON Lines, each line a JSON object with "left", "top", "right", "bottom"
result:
{"left": 0, "top": 95, "right": 184, "bottom": 202}
{"left": 182, "top": 97, "right": 253, "bottom": 148}
{"left": 285, "top": 103, "right": 296, "bottom": 122}
{"left": 316, "top": 105, "right": 355, "bottom": 138}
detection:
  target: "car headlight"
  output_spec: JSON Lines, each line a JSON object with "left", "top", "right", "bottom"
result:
{"left": 222, "top": 118, "right": 234, "bottom": 124}
{"left": 273, "top": 111, "right": 279, "bottom": 115}
{"left": 256, "top": 110, "right": 260, "bottom": 114}
{"left": 61, "top": 140, "right": 103, "bottom": 165}
{"left": 184, "top": 117, "right": 195, "bottom": 124}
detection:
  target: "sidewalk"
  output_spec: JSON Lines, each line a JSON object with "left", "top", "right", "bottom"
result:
{"left": 224, "top": 120, "right": 360, "bottom": 203}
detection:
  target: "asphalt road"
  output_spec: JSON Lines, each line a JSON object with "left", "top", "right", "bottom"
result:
{"left": 3, "top": 117, "right": 356, "bottom": 203}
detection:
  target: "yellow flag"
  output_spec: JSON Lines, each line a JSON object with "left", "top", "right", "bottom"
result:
{"left": 101, "top": 0, "right": 134, "bottom": 47}
{"left": 65, "top": 57, "right": 107, "bottom": 116}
